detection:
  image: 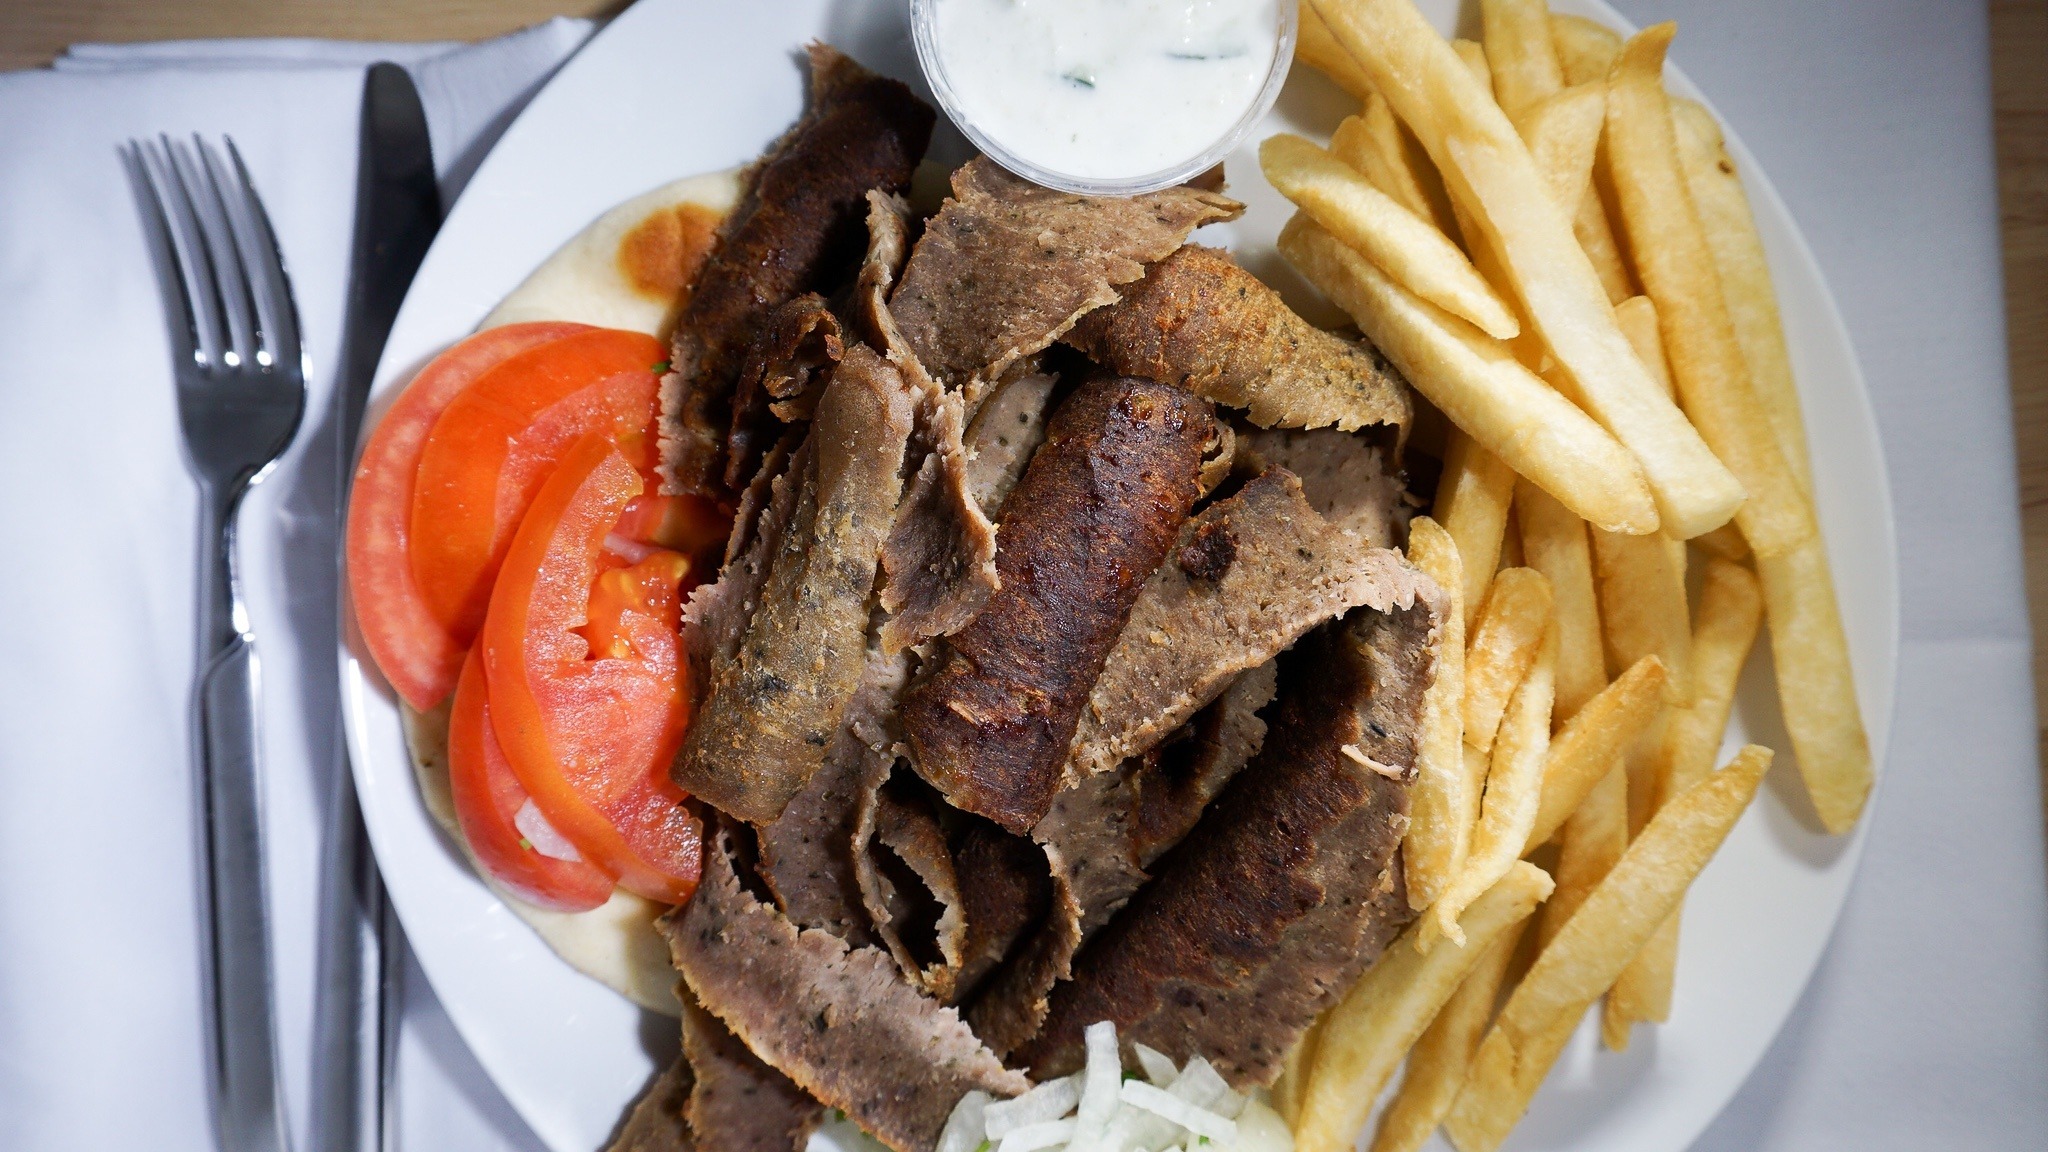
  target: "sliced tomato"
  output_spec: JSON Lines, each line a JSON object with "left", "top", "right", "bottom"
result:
{"left": 481, "top": 434, "right": 703, "bottom": 905}
{"left": 410, "top": 328, "right": 668, "bottom": 644}
{"left": 447, "top": 645, "right": 617, "bottom": 912}
{"left": 346, "top": 321, "right": 591, "bottom": 710}
{"left": 612, "top": 491, "right": 733, "bottom": 576}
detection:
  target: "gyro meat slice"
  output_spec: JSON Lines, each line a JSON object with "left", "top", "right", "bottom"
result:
{"left": 900, "top": 377, "right": 1215, "bottom": 834}
{"left": 1066, "top": 468, "right": 1432, "bottom": 778}
{"left": 1019, "top": 584, "right": 1444, "bottom": 1088}
{"left": 1065, "top": 245, "right": 1414, "bottom": 436}
{"left": 661, "top": 822, "right": 1028, "bottom": 1152}
{"left": 889, "top": 157, "right": 1242, "bottom": 398}
{"left": 662, "top": 43, "right": 934, "bottom": 498}
{"left": 674, "top": 345, "right": 916, "bottom": 824}
{"left": 679, "top": 993, "right": 822, "bottom": 1152}
{"left": 721, "top": 293, "right": 843, "bottom": 491}
{"left": 606, "top": 1057, "right": 694, "bottom": 1152}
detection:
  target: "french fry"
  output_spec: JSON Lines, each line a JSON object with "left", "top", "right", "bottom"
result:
{"left": 1514, "top": 481, "right": 1602, "bottom": 719}
{"left": 1605, "top": 558, "right": 1762, "bottom": 1045}
{"left": 1433, "top": 430, "right": 1515, "bottom": 624}
{"left": 1450, "top": 38, "right": 1493, "bottom": 96}
{"left": 1495, "top": 510, "right": 1525, "bottom": 571}
{"left": 1670, "top": 96, "right": 1813, "bottom": 494}
{"left": 1332, "top": 97, "right": 1461, "bottom": 239}
{"left": 1693, "top": 521, "right": 1751, "bottom": 563}
{"left": 1461, "top": 567, "right": 1552, "bottom": 755}
{"left": 1549, "top": 13, "right": 1623, "bottom": 86}
{"left": 1591, "top": 527, "right": 1693, "bottom": 705}
{"left": 1449, "top": 746, "right": 1775, "bottom": 1150}
{"left": 1525, "top": 654, "right": 1667, "bottom": 851}
{"left": 1538, "top": 763, "right": 1627, "bottom": 948}
{"left": 1518, "top": 82, "right": 1606, "bottom": 216}
{"left": 1614, "top": 295, "right": 1673, "bottom": 396}
{"left": 1575, "top": 175, "right": 1636, "bottom": 305}
{"left": 1294, "top": 862, "right": 1555, "bottom": 1152}
{"left": 1278, "top": 216, "right": 1660, "bottom": 534}
{"left": 1298, "top": 0, "right": 1378, "bottom": 101}
{"left": 1275, "top": 1026, "right": 1318, "bottom": 1124}
{"left": 1261, "top": 135, "right": 1519, "bottom": 339}
{"left": 1402, "top": 518, "right": 1472, "bottom": 911}
{"left": 1366, "top": 921, "right": 1528, "bottom": 1152}
{"left": 1426, "top": 616, "right": 1555, "bottom": 948}
{"left": 1604, "top": 24, "right": 1812, "bottom": 558}
{"left": 1480, "top": 0, "right": 1563, "bottom": 121}
{"left": 1310, "top": 0, "right": 1744, "bottom": 540}
{"left": 1758, "top": 538, "right": 1873, "bottom": 833}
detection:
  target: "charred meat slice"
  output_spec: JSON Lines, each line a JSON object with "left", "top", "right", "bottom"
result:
{"left": 1019, "top": 586, "right": 1443, "bottom": 1087}
{"left": 950, "top": 820, "right": 1053, "bottom": 1002}
{"left": 661, "top": 44, "right": 934, "bottom": 497}
{"left": 607, "top": 1057, "right": 695, "bottom": 1152}
{"left": 722, "top": 294, "right": 843, "bottom": 491}
{"left": 1126, "top": 659, "right": 1280, "bottom": 868}
{"left": 684, "top": 433, "right": 804, "bottom": 710}
{"left": 662, "top": 823, "right": 1028, "bottom": 1152}
{"left": 1065, "top": 246, "right": 1413, "bottom": 436}
{"left": 680, "top": 994, "right": 821, "bottom": 1152}
{"left": 675, "top": 346, "right": 915, "bottom": 824}
{"left": 888, "top": 159, "right": 1242, "bottom": 397}
{"left": 1066, "top": 469, "right": 1432, "bottom": 778}
{"left": 900, "top": 378, "right": 1214, "bottom": 834}
{"left": 856, "top": 773, "right": 970, "bottom": 999}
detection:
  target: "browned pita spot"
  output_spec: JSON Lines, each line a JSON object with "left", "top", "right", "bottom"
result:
{"left": 618, "top": 201, "right": 723, "bottom": 304}
{"left": 900, "top": 378, "right": 1214, "bottom": 834}
{"left": 1065, "top": 245, "right": 1414, "bottom": 437}
{"left": 888, "top": 158, "right": 1242, "bottom": 398}
{"left": 1020, "top": 589, "right": 1442, "bottom": 1086}
{"left": 674, "top": 346, "right": 916, "bottom": 824}
{"left": 679, "top": 993, "right": 821, "bottom": 1152}
{"left": 662, "top": 823, "right": 1028, "bottom": 1152}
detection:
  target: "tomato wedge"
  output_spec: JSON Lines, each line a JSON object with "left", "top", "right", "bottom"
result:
{"left": 481, "top": 433, "right": 703, "bottom": 905}
{"left": 346, "top": 321, "right": 590, "bottom": 709}
{"left": 447, "top": 646, "right": 617, "bottom": 912}
{"left": 411, "top": 328, "right": 668, "bottom": 644}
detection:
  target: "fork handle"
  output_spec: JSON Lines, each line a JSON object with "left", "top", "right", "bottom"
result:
{"left": 196, "top": 492, "right": 292, "bottom": 1152}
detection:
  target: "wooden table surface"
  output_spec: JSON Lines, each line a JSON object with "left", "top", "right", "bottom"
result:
{"left": 4, "top": 0, "right": 2045, "bottom": 805}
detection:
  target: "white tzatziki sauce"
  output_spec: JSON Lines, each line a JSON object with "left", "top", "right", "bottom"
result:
{"left": 932, "top": 0, "right": 1282, "bottom": 182}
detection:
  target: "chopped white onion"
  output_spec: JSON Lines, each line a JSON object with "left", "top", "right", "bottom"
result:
{"left": 1132, "top": 1044, "right": 1179, "bottom": 1088}
{"left": 1166, "top": 1058, "right": 1231, "bottom": 1112}
{"left": 514, "top": 799, "right": 582, "bottom": 861}
{"left": 937, "top": 1091, "right": 992, "bottom": 1152}
{"left": 985, "top": 1074, "right": 1081, "bottom": 1139}
{"left": 1226, "top": 1101, "right": 1292, "bottom": 1152}
{"left": 1117, "top": 1081, "right": 1238, "bottom": 1146}
{"left": 1066, "top": 1021, "right": 1123, "bottom": 1152}
{"left": 997, "top": 1119, "right": 1076, "bottom": 1152}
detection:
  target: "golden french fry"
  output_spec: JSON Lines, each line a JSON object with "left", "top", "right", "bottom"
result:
{"left": 1591, "top": 526, "right": 1693, "bottom": 706}
{"left": 1605, "top": 558, "right": 1762, "bottom": 1044}
{"left": 1451, "top": 746, "right": 1775, "bottom": 1149}
{"left": 1518, "top": 82, "right": 1606, "bottom": 215}
{"left": 1310, "top": 0, "right": 1744, "bottom": 539}
{"left": 1298, "top": 0, "right": 1377, "bottom": 100}
{"left": 1604, "top": 24, "right": 1812, "bottom": 557}
{"left": 1367, "top": 920, "right": 1528, "bottom": 1152}
{"left": 1693, "top": 521, "right": 1751, "bottom": 563}
{"left": 1450, "top": 38, "right": 1493, "bottom": 95}
{"left": 1495, "top": 510, "right": 1525, "bottom": 571}
{"left": 1461, "top": 568, "right": 1552, "bottom": 755}
{"left": 1333, "top": 97, "right": 1461, "bottom": 239}
{"left": 1614, "top": 295, "right": 1673, "bottom": 397}
{"left": 1427, "top": 616, "right": 1555, "bottom": 948}
{"left": 1538, "top": 763, "right": 1627, "bottom": 947}
{"left": 1515, "top": 481, "right": 1603, "bottom": 719}
{"left": 1480, "top": 0, "right": 1563, "bottom": 120}
{"left": 1276, "top": 1025, "right": 1318, "bottom": 1124}
{"left": 1261, "top": 135, "right": 1520, "bottom": 339}
{"left": 1279, "top": 216, "right": 1660, "bottom": 534}
{"left": 1758, "top": 538, "right": 1872, "bottom": 833}
{"left": 1434, "top": 430, "right": 1515, "bottom": 624}
{"left": 1670, "top": 96, "right": 1813, "bottom": 494}
{"left": 1575, "top": 176, "right": 1636, "bottom": 305}
{"left": 1403, "top": 518, "right": 1472, "bottom": 911}
{"left": 1526, "top": 654, "right": 1667, "bottom": 850}
{"left": 1549, "top": 12, "right": 1623, "bottom": 86}
{"left": 1294, "top": 862, "right": 1555, "bottom": 1152}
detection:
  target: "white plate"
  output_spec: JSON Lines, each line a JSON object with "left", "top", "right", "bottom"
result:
{"left": 343, "top": 2, "right": 1899, "bottom": 1150}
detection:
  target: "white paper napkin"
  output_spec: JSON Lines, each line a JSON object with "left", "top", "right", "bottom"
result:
{"left": 0, "top": 19, "right": 587, "bottom": 1152}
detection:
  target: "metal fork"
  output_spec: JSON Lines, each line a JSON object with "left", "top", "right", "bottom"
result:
{"left": 124, "top": 134, "right": 306, "bottom": 1152}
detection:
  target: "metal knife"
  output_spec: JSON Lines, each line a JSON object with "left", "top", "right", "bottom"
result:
{"left": 312, "top": 61, "right": 440, "bottom": 1152}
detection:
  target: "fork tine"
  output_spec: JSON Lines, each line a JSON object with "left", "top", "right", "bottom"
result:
{"left": 222, "top": 139, "right": 303, "bottom": 376}
{"left": 172, "top": 135, "right": 258, "bottom": 370}
{"left": 122, "top": 141, "right": 203, "bottom": 374}
{"left": 139, "top": 137, "right": 225, "bottom": 369}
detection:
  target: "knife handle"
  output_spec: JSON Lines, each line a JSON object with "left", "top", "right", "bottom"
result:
{"left": 195, "top": 489, "right": 291, "bottom": 1152}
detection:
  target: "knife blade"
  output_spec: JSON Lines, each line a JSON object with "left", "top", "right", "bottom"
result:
{"left": 313, "top": 61, "right": 440, "bottom": 1152}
